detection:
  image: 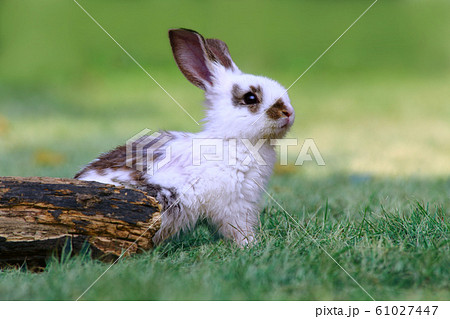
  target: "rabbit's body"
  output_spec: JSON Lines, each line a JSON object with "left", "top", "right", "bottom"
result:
{"left": 75, "top": 29, "right": 294, "bottom": 245}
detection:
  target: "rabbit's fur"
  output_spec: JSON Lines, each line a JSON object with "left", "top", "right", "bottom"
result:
{"left": 75, "top": 29, "right": 295, "bottom": 246}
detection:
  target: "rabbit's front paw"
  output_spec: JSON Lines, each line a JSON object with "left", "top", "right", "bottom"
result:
{"left": 216, "top": 217, "right": 257, "bottom": 247}
{"left": 234, "top": 233, "right": 256, "bottom": 247}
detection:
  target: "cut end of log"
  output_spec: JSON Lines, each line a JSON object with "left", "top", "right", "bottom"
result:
{"left": 0, "top": 177, "right": 162, "bottom": 269}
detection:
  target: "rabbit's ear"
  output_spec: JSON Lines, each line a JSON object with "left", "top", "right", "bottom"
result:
{"left": 205, "top": 38, "right": 236, "bottom": 71}
{"left": 169, "top": 28, "right": 216, "bottom": 90}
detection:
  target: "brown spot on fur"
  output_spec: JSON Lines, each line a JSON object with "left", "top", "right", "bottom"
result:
{"left": 74, "top": 145, "right": 127, "bottom": 179}
{"left": 231, "top": 84, "right": 243, "bottom": 107}
{"left": 231, "top": 84, "right": 262, "bottom": 113}
{"left": 266, "top": 99, "right": 288, "bottom": 120}
{"left": 74, "top": 131, "right": 174, "bottom": 180}
{"left": 131, "top": 170, "right": 147, "bottom": 184}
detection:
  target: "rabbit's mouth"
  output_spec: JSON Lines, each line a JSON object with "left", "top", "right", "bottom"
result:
{"left": 267, "top": 116, "right": 294, "bottom": 139}
{"left": 278, "top": 114, "right": 295, "bottom": 129}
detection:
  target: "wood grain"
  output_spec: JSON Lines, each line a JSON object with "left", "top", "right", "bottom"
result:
{"left": 0, "top": 177, "right": 161, "bottom": 268}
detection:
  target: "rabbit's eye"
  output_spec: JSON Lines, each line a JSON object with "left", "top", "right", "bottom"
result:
{"left": 243, "top": 92, "right": 259, "bottom": 105}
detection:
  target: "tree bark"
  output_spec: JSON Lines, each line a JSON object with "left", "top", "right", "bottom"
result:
{"left": 0, "top": 177, "right": 161, "bottom": 269}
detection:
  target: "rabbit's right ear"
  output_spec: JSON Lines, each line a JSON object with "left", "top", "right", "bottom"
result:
{"left": 169, "top": 28, "right": 234, "bottom": 90}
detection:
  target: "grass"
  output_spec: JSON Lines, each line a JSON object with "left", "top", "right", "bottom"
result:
{"left": 0, "top": 0, "right": 449, "bottom": 300}
{"left": 0, "top": 175, "right": 448, "bottom": 300}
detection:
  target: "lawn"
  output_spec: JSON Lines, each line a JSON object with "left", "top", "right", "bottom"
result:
{"left": 0, "top": 175, "right": 448, "bottom": 300}
{"left": 0, "top": 0, "right": 449, "bottom": 300}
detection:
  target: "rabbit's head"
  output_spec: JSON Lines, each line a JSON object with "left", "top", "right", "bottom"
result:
{"left": 169, "top": 28, "right": 295, "bottom": 140}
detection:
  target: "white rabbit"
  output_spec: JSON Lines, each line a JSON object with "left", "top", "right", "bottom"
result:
{"left": 75, "top": 28, "right": 295, "bottom": 246}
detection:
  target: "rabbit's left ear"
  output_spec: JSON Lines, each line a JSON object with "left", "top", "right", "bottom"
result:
{"left": 169, "top": 28, "right": 237, "bottom": 90}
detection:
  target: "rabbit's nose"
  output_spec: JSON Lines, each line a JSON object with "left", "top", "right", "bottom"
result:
{"left": 282, "top": 104, "right": 294, "bottom": 118}
{"left": 282, "top": 109, "right": 292, "bottom": 117}
{"left": 266, "top": 99, "right": 295, "bottom": 120}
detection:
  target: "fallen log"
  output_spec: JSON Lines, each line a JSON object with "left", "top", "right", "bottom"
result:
{"left": 0, "top": 177, "right": 161, "bottom": 268}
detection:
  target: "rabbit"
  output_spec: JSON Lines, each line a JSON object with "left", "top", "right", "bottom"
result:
{"left": 75, "top": 28, "right": 295, "bottom": 246}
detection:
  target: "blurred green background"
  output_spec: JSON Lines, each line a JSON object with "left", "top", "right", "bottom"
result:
{"left": 1, "top": 0, "right": 449, "bottom": 178}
